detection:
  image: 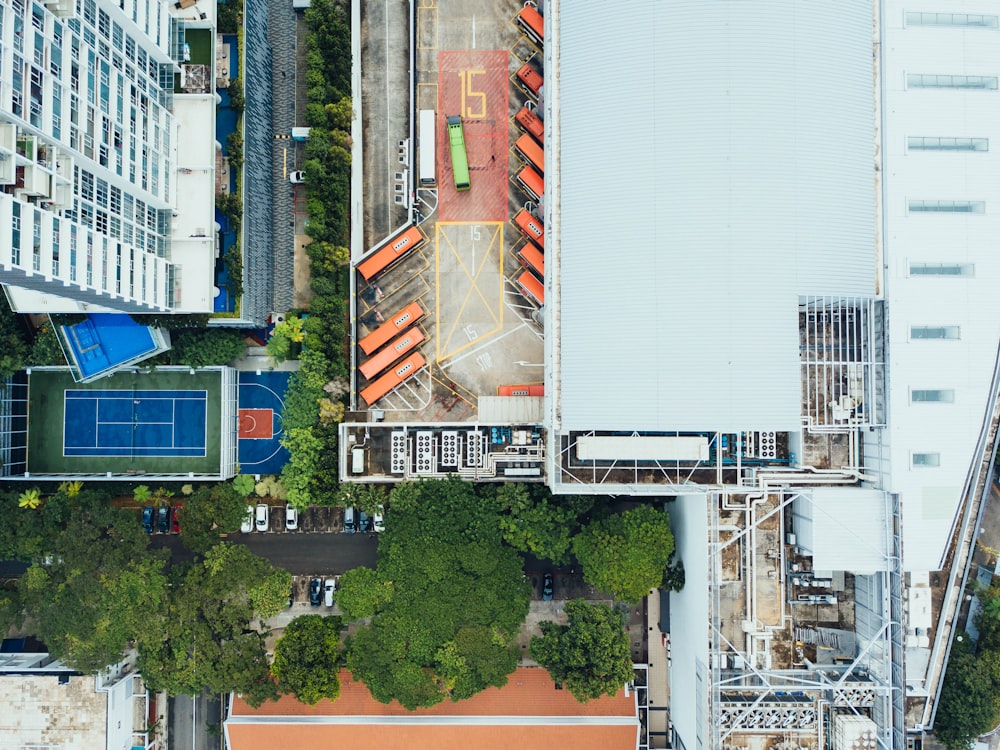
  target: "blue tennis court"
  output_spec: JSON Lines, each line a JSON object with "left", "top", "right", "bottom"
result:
{"left": 63, "top": 389, "right": 208, "bottom": 457}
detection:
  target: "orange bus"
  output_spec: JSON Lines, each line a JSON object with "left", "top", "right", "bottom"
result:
{"left": 358, "top": 327, "right": 425, "bottom": 381}
{"left": 518, "top": 242, "right": 544, "bottom": 279}
{"left": 514, "top": 105, "right": 543, "bottom": 143}
{"left": 514, "top": 133, "right": 544, "bottom": 174}
{"left": 498, "top": 383, "right": 544, "bottom": 397}
{"left": 516, "top": 63, "right": 544, "bottom": 98}
{"left": 358, "top": 301, "right": 425, "bottom": 356}
{"left": 514, "top": 164, "right": 544, "bottom": 202}
{"left": 516, "top": 269, "right": 544, "bottom": 305}
{"left": 513, "top": 208, "right": 544, "bottom": 250}
{"left": 360, "top": 353, "right": 427, "bottom": 407}
{"left": 515, "top": 4, "right": 543, "bottom": 48}
{"left": 357, "top": 226, "right": 426, "bottom": 281}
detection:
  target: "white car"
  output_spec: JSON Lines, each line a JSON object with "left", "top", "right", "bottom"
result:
{"left": 241, "top": 505, "right": 254, "bottom": 534}
{"left": 285, "top": 504, "right": 298, "bottom": 531}
{"left": 255, "top": 504, "right": 269, "bottom": 532}
{"left": 324, "top": 578, "right": 337, "bottom": 607}
{"left": 373, "top": 506, "right": 385, "bottom": 533}
{"left": 289, "top": 170, "right": 305, "bottom": 184}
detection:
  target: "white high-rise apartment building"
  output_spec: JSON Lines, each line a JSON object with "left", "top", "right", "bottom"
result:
{"left": 0, "top": 0, "right": 217, "bottom": 314}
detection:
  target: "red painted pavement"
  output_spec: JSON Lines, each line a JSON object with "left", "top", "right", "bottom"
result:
{"left": 437, "top": 50, "right": 509, "bottom": 222}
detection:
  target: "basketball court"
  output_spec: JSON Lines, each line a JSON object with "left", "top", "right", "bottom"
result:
{"left": 237, "top": 371, "right": 290, "bottom": 475}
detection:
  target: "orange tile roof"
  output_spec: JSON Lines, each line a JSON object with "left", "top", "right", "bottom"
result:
{"left": 226, "top": 668, "right": 638, "bottom": 750}
{"left": 226, "top": 723, "right": 637, "bottom": 750}
{"left": 230, "top": 667, "right": 636, "bottom": 718}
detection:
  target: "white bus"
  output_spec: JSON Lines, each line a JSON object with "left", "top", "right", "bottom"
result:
{"left": 418, "top": 109, "right": 436, "bottom": 187}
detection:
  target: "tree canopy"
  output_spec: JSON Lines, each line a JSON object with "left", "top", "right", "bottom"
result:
{"left": 493, "top": 483, "right": 592, "bottom": 565}
{"left": 15, "top": 496, "right": 169, "bottom": 672}
{"left": 573, "top": 505, "right": 675, "bottom": 604}
{"left": 178, "top": 482, "right": 251, "bottom": 554}
{"left": 529, "top": 600, "right": 634, "bottom": 703}
{"left": 168, "top": 328, "right": 246, "bottom": 368}
{"left": 136, "top": 543, "right": 290, "bottom": 701}
{"left": 272, "top": 615, "right": 344, "bottom": 704}
{"left": 344, "top": 478, "right": 531, "bottom": 709}
{"left": 934, "top": 635, "right": 1000, "bottom": 749}
{"left": 336, "top": 566, "right": 392, "bottom": 621}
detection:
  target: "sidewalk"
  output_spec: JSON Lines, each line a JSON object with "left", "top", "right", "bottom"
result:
{"left": 646, "top": 591, "right": 671, "bottom": 749}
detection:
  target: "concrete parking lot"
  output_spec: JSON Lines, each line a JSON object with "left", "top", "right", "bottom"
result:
{"left": 356, "top": 0, "right": 545, "bottom": 417}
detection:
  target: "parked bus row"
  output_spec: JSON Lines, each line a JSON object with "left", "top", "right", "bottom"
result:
{"left": 357, "top": 300, "right": 428, "bottom": 406}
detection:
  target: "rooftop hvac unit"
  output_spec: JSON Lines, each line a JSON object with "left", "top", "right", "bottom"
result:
{"left": 757, "top": 431, "right": 777, "bottom": 459}
{"left": 390, "top": 431, "right": 407, "bottom": 474}
{"left": 415, "top": 431, "right": 434, "bottom": 474}
{"left": 272, "top": 313, "right": 286, "bottom": 324}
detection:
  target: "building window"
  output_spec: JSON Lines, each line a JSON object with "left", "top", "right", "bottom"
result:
{"left": 911, "top": 325, "right": 961, "bottom": 340}
{"left": 908, "top": 136, "right": 988, "bottom": 152}
{"left": 906, "top": 12, "right": 998, "bottom": 28}
{"left": 912, "top": 452, "right": 942, "bottom": 468}
{"left": 908, "top": 200, "right": 985, "bottom": 213}
{"left": 909, "top": 262, "right": 975, "bottom": 276}
{"left": 911, "top": 389, "right": 956, "bottom": 403}
{"left": 907, "top": 74, "right": 998, "bottom": 89}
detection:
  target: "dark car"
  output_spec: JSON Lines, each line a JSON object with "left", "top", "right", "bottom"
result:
{"left": 141, "top": 506, "right": 154, "bottom": 534}
{"left": 309, "top": 578, "right": 323, "bottom": 606}
{"left": 358, "top": 510, "right": 371, "bottom": 533}
{"left": 542, "top": 573, "right": 554, "bottom": 601}
{"left": 171, "top": 506, "right": 181, "bottom": 534}
{"left": 287, "top": 584, "right": 295, "bottom": 608}
{"left": 156, "top": 504, "right": 169, "bottom": 534}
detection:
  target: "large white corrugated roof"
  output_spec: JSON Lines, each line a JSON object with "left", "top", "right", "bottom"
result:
{"left": 554, "top": 1, "right": 875, "bottom": 432}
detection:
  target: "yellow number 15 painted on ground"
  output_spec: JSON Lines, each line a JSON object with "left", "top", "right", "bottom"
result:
{"left": 458, "top": 70, "right": 486, "bottom": 119}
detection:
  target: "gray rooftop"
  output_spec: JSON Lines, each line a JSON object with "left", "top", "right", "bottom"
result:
{"left": 554, "top": 0, "right": 875, "bottom": 432}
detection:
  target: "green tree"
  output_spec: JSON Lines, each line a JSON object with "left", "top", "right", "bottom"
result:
{"left": 228, "top": 78, "right": 245, "bottom": 114}
{"left": 0, "top": 298, "right": 29, "bottom": 377}
{"left": 17, "top": 488, "right": 41, "bottom": 509}
{"left": 345, "top": 478, "right": 530, "bottom": 709}
{"left": 573, "top": 505, "right": 675, "bottom": 604}
{"left": 232, "top": 474, "right": 256, "bottom": 497}
{"left": 661, "top": 553, "right": 685, "bottom": 592}
{"left": 272, "top": 615, "right": 343, "bottom": 704}
{"left": 529, "top": 600, "right": 634, "bottom": 703}
{"left": 178, "top": 483, "right": 251, "bottom": 554}
{"left": 170, "top": 328, "right": 245, "bottom": 368}
{"left": 934, "top": 636, "right": 1000, "bottom": 749}
{"left": 495, "top": 484, "right": 592, "bottom": 564}
{"left": 336, "top": 566, "right": 393, "bottom": 621}
{"left": 133, "top": 485, "right": 152, "bottom": 504}
{"left": 28, "top": 322, "right": 66, "bottom": 366}
{"left": 136, "top": 543, "right": 290, "bottom": 700}
{"left": 17, "top": 500, "right": 170, "bottom": 672}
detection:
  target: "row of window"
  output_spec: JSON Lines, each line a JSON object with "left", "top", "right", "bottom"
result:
{"left": 908, "top": 74, "right": 998, "bottom": 90}
{"left": 901, "top": 19, "right": 992, "bottom": 472}
{"left": 906, "top": 12, "right": 998, "bottom": 28}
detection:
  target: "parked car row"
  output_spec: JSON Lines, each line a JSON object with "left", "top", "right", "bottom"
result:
{"left": 307, "top": 576, "right": 338, "bottom": 607}
{"left": 241, "top": 503, "right": 299, "bottom": 533}
{"left": 342, "top": 505, "right": 384, "bottom": 534}
{"left": 142, "top": 504, "right": 180, "bottom": 534}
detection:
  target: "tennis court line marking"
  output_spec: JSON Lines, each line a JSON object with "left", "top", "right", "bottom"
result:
{"left": 62, "top": 389, "right": 209, "bottom": 457}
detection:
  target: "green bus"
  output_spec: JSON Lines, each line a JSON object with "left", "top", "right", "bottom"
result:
{"left": 446, "top": 115, "right": 471, "bottom": 191}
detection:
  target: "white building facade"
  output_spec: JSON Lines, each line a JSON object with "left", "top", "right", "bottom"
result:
{"left": 0, "top": 0, "right": 217, "bottom": 314}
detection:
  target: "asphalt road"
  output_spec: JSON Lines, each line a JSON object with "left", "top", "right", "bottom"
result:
{"left": 151, "top": 530, "right": 379, "bottom": 576}
{"left": 168, "top": 693, "right": 222, "bottom": 750}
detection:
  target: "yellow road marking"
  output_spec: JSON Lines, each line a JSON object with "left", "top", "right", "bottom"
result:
{"left": 434, "top": 221, "right": 505, "bottom": 362}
